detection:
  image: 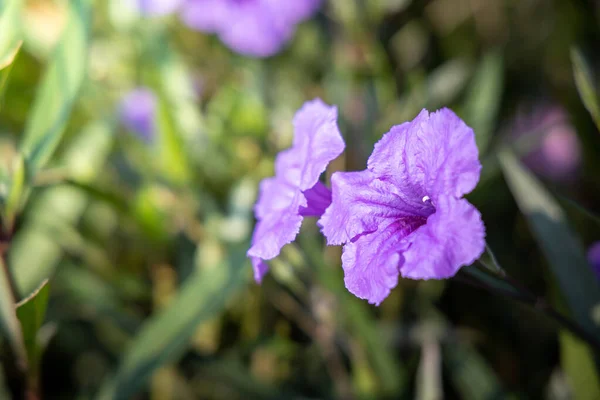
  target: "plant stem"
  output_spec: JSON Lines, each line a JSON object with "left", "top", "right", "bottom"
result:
{"left": 459, "top": 265, "right": 600, "bottom": 353}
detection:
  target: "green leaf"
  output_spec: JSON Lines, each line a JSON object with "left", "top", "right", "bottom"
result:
{"left": 0, "top": 40, "right": 20, "bottom": 104}
{"left": 96, "top": 246, "right": 248, "bottom": 400}
{"left": 560, "top": 332, "right": 600, "bottom": 399}
{"left": 571, "top": 47, "right": 600, "bottom": 130}
{"left": 0, "top": 257, "right": 27, "bottom": 372}
{"left": 0, "top": 0, "right": 23, "bottom": 69}
{"left": 0, "top": 0, "right": 23, "bottom": 106}
{"left": 15, "top": 279, "right": 50, "bottom": 388}
{"left": 499, "top": 150, "right": 600, "bottom": 393}
{"left": 3, "top": 153, "right": 25, "bottom": 231}
{"left": 9, "top": 122, "right": 113, "bottom": 299}
{"left": 499, "top": 150, "right": 600, "bottom": 337}
{"left": 463, "top": 50, "right": 503, "bottom": 153}
{"left": 19, "top": 0, "right": 92, "bottom": 176}
{"left": 154, "top": 94, "right": 192, "bottom": 185}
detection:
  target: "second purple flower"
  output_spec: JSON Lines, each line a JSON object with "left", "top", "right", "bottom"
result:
{"left": 247, "top": 99, "right": 345, "bottom": 282}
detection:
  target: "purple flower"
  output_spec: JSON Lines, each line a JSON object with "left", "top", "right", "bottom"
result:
{"left": 136, "top": 0, "right": 182, "bottom": 16}
{"left": 119, "top": 88, "right": 157, "bottom": 142}
{"left": 587, "top": 241, "right": 600, "bottom": 281}
{"left": 247, "top": 99, "right": 344, "bottom": 282}
{"left": 319, "top": 109, "right": 486, "bottom": 305}
{"left": 180, "top": 0, "right": 322, "bottom": 57}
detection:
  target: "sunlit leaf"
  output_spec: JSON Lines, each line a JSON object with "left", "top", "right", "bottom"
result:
{"left": 0, "top": 0, "right": 23, "bottom": 106}
{"left": 3, "top": 153, "right": 25, "bottom": 231}
{"left": 0, "top": 40, "right": 21, "bottom": 105}
{"left": 560, "top": 332, "right": 600, "bottom": 399}
{"left": 19, "top": 0, "right": 92, "bottom": 176}
{"left": 571, "top": 47, "right": 600, "bottom": 130}
{"left": 154, "top": 94, "right": 192, "bottom": 185}
{"left": 0, "top": 0, "right": 23, "bottom": 68}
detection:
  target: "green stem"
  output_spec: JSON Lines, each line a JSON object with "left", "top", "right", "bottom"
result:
{"left": 463, "top": 263, "right": 600, "bottom": 353}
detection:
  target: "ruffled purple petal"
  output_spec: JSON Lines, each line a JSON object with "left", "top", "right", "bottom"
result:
{"left": 414, "top": 109, "right": 481, "bottom": 197}
{"left": 367, "top": 110, "right": 427, "bottom": 182}
{"left": 341, "top": 218, "right": 425, "bottom": 305}
{"left": 276, "top": 99, "right": 344, "bottom": 190}
{"left": 254, "top": 177, "right": 298, "bottom": 220}
{"left": 400, "top": 195, "right": 485, "bottom": 280}
{"left": 246, "top": 180, "right": 305, "bottom": 283}
{"left": 367, "top": 108, "right": 481, "bottom": 198}
{"left": 319, "top": 170, "right": 434, "bottom": 245}
{"left": 247, "top": 204, "right": 304, "bottom": 261}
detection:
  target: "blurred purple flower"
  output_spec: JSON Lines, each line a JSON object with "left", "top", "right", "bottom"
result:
{"left": 319, "top": 109, "right": 485, "bottom": 305}
{"left": 512, "top": 105, "right": 582, "bottom": 182}
{"left": 119, "top": 88, "right": 157, "bottom": 142}
{"left": 587, "top": 241, "right": 600, "bottom": 280}
{"left": 247, "top": 99, "right": 344, "bottom": 282}
{"left": 136, "top": 0, "right": 182, "bottom": 16}
{"left": 180, "top": 0, "right": 322, "bottom": 57}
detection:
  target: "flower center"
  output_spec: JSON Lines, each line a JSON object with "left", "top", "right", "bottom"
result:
{"left": 299, "top": 182, "right": 332, "bottom": 217}
{"left": 397, "top": 196, "right": 436, "bottom": 237}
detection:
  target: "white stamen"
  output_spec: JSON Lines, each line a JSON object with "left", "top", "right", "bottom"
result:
{"left": 422, "top": 195, "right": 430, "bottom": 203}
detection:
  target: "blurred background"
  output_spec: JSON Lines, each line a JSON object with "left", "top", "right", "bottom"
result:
{"left": 0, "top": 0, "right": 600, "bottom": 399}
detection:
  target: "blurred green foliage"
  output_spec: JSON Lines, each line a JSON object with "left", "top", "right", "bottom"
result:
{"left": 0, "top": 0, "right": 598, "bottom": 399}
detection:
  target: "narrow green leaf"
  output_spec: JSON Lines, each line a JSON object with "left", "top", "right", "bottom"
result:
{"left": 0, "top": 40, "right": 20, "bottom": 71}
{"left": 19, "top": 0, "right": 92, "bottom": 175}
{"left": 0, "top": 0, "right": 23, "bottom": 107}
{"left": 0, "top": 40, "right": 20, "bottom": 104}
{"left": 499, "top": 150, "right": 600, "bottom": 337}
{"left": 0, "top": 257, "right": 27, "bottom": 372}
{"left": 4, "top": 153, "right": 25, "bottom": 231}
{"left": 15, "top": 279, "right": 50, "bottom": 388}
{"left": 96, "top": 247, "right": 248, "bottom": 400}
{"left": 154, "top": 95, "right": 192, "bottom": 184}
{"left": 0, "top": 0, "right": 23, "bottom": 68}
{"left": 571, "top": 47, "right": 600, "bottom": 130}
{"left": 463, "top": 50, "right": 503, "bottom": 152}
